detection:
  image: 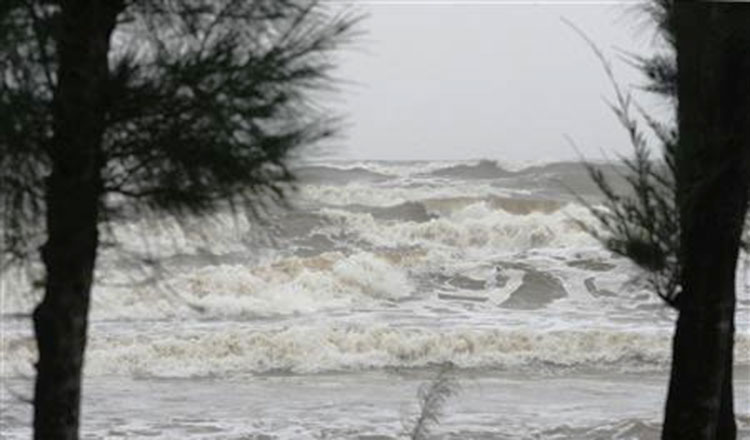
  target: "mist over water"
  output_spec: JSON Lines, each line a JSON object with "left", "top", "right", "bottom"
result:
{"left": 3, "top": 160, "right": 750, "bottom": 439}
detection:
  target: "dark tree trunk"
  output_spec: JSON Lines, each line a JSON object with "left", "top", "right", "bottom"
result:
{"left": 663, "top": 3, "right": 750, "bottom": 440}
{"left": 33, "top": 2, "right": 121, "bottom": 439}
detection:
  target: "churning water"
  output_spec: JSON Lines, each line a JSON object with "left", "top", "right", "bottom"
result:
{"left": 2, "top": 160, "right": 749, "bottom": 439}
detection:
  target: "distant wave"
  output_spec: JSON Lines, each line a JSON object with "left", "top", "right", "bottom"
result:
{"left": 421, "top": 195, "right": 564, "bottom": 216}
{"left": 295, "top": 159, "right": 622, "bottom": 181}
{"left": 299, "top": 181, "right": 528, "bottom": 207}
{"left": 513, "top": 161, "right": 631, "bottom": 198}
{"left": 335, "top": 197, "right": 564, "bottom": 224}
{"left": 344, "top": 201, "right": 437, "bottom": 223}
{"left": 423, "top": 159, "right": 515, "bottom": 180}
{"left": 294, "top": 165, "right": 393, "bottom": 184}
{"left": 515, "top": 161, "right": 589, "bottom": 176}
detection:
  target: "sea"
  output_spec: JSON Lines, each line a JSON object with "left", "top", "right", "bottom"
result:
{"left": 2, "top": 159, "right": 749, "bottom": 439}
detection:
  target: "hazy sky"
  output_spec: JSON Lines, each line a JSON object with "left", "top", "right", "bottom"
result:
{"left": 328, "top": 0, "right": 668, "bottom": 163}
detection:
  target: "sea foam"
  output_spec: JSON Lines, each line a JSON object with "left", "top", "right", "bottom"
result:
{"left": 9, "top": 323, "right": 745, "bottom": 379}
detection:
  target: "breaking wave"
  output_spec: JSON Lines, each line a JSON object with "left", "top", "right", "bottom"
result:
{"left": 319, "top": 202, "right": 597, "bottom": 251}
{"left": 3, "top": 159, "right": 749, "bottom": 389}
{"left": 294, "top": 165, "right": 393, "bottom": 184}
{"left": 84, "top": 251, "right": 414, "bottom": 321}
{"left": 424, "top": 159, "right": 514, "bottom": 180}
{"left": 10, "top": 324, "right": 748, "bottom": 379}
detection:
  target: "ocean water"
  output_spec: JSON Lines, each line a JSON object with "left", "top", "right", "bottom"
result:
{"left": 2, "top": 160, "right": 749, "bottom": 439}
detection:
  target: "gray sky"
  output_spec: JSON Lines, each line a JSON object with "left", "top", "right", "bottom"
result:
{"left": 328, "top": 0, "right": 668, "bottom": 163}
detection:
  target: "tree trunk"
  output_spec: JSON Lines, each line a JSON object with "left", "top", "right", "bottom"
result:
{"left": 33, "top": 2, "right": 120, "bottom": 439}
{"left": 663, "top": 3, "right": 750, "bottom": 440}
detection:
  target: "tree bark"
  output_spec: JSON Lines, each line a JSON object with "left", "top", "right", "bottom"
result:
{"left": 663, "top": 3, "right": 750, "bottom": 440}
{"left": 33, "top": 2, "right": 120, "bottom": 439}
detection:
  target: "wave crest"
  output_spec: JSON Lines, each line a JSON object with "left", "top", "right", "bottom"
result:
{"left": 7, "top": 325, "right": 734, "bottom": 378}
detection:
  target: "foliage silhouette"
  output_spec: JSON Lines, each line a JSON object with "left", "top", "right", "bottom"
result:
{"left": 0, "top": 1, "right": 359, "bottom": 439}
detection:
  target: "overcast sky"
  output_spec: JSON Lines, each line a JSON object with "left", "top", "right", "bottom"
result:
{"left": 325, "top": 0, "right": 668, "bottom": 163}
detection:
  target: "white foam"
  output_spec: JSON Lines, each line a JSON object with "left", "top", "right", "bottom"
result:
{"left": 295, "top": 159, "right": 498, "bottom": 178}
{"left": 319, "top": 202, "right": 599, "bottom": 253}
{"left": 87, "top": 251, "right": 413, "bottom": 320}
{"left": 9, "top": 323, "right": 742, "bottom": 379}
{"left": 4, "top": 159, "right": 749, "bottom": 389}
{"left": 296, "top": 182, "right": 527, "bottom": 208}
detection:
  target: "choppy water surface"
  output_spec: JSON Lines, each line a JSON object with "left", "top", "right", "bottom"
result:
{"left": 2, "top": 160, "right": 749, "bottom": 439}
